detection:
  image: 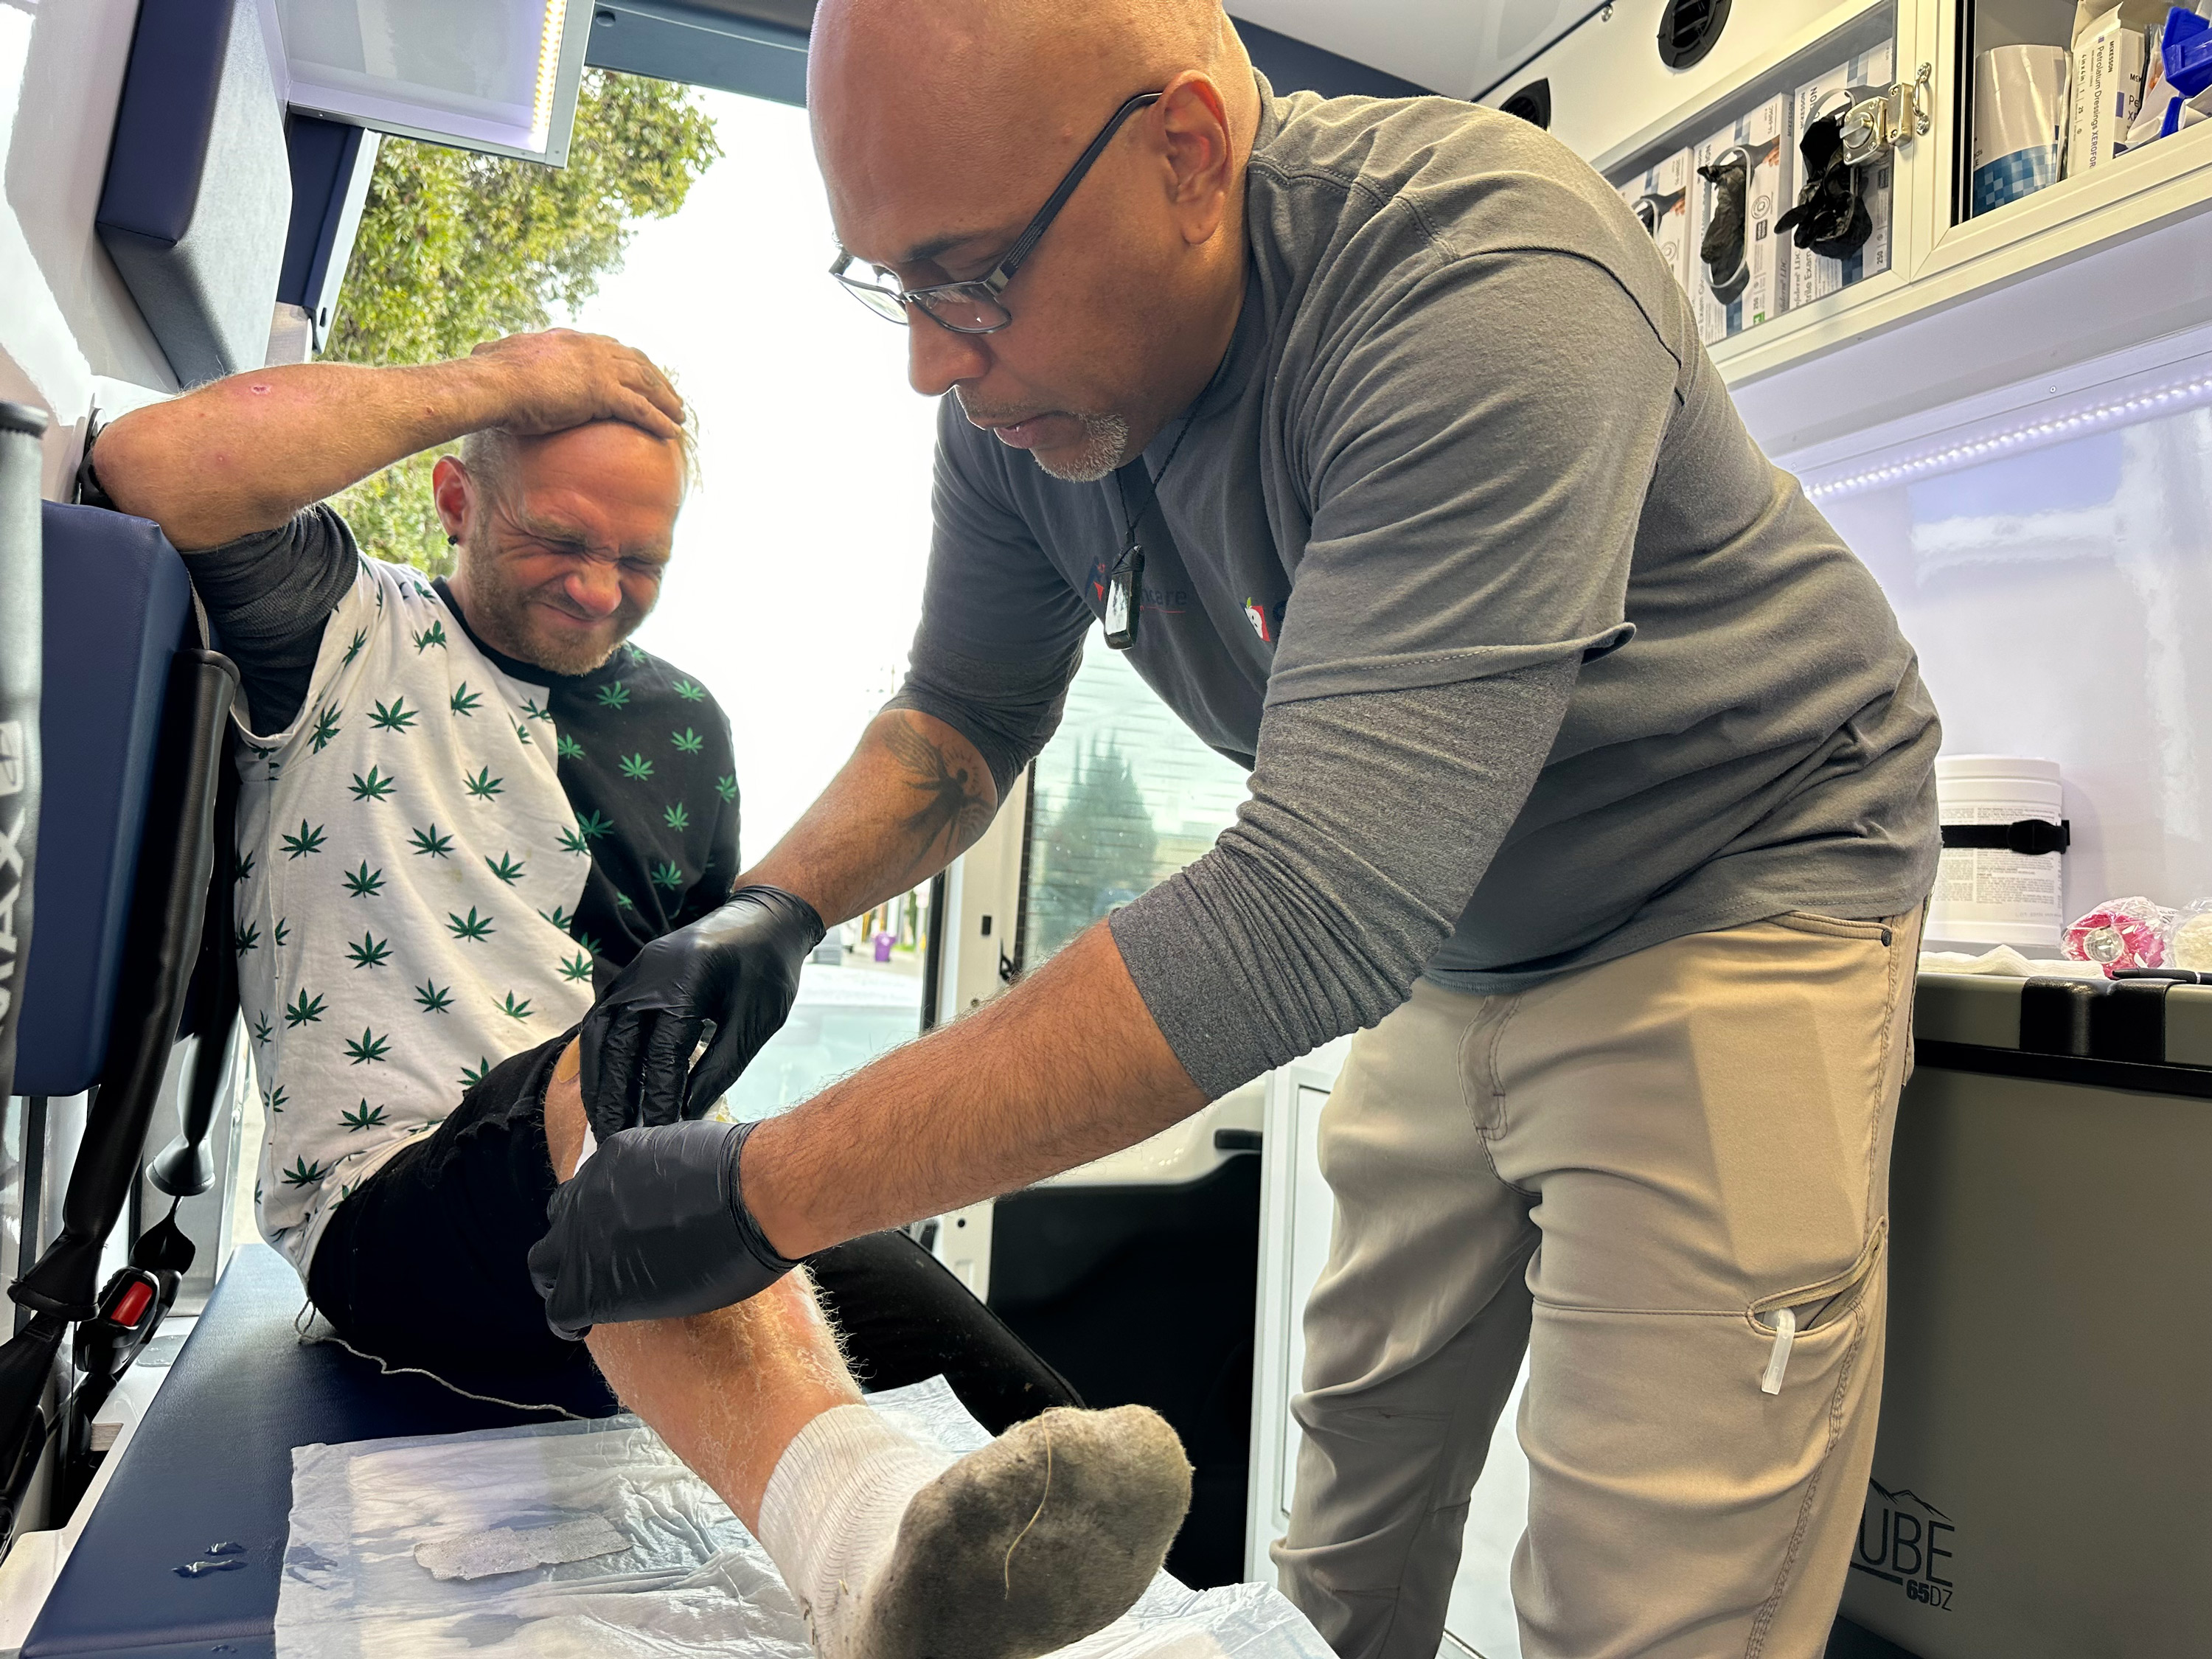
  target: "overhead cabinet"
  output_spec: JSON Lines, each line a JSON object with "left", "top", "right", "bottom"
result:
{"left": 1481, "top": 0, "right": 2212, "bottom": 437}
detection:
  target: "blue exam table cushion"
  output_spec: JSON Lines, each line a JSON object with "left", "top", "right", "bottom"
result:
{"left": 23, "top": 1245, "right": 614, "bottom": 1658}
{"left": 13, "top": 504, "right": 192, "bottom": 1098}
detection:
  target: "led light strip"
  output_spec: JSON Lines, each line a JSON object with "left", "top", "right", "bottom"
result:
{"left": 531, "top": 0, "right": 568, "bottom": 150}
{"left": 1801, "top": 369, "right": 2212, "bottom": 503}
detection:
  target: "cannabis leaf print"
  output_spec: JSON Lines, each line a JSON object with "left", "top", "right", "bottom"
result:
{"left": 343, "top": 860, "right": 386, "bottom": 898}
{"left": 408, "top": 824, "right": 454, "bottom": 858}
{"left": 344, "top": 1027, "right": 392, "bottom": 1065}
{"left": 673, "top": 678, "right": 706, "bottom": 702}
{"left": 414, "top": 979, "right": 454, "bottom": 1013}
{"left": 341, "top": 1101, "right": 389, "bottom": 1130}
{"left": 281, "top": 1156, "right": 328, "bottom": 1188}
{"left": 446, "top": 907, "right": 495, "bottom": 943}
{"left": 309, "top": 705, "right": 342, "bottom": 753}
{"left": 284, "top": 990, "right": 327, "bottom": 1028}
{"left": 349, "top": 765, "right": 397, "bottom": 802}
{"left": 484, "top": 851, "right": 526, "bottom": 886}
{"left": 464, "top": 767, "right": 504, "bottom": 800}
{"left": 597, "top": 681, "right": 630, "bottom": 709}
{"left": 345, "top": 931, "right": 394, "bottom": 970}
{"left": 369, "top": 697, "right": 418, "bottom": 732}
{"left": 620, "top": 753, "right": 654, "bottom": 781}
{"left": 671, "top": 727, "right": 704, "bottom": 755}
{"left": 282, "top": 820, "right": 327, "bottom": 858}
{"left": 451, "top": 683, "right": 483, "bottom": 717}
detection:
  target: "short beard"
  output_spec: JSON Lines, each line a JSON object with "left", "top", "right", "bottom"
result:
{"left": 455, "top": 545, "right": 645, "bottom": 677}
{"left": 1031, "top": 411, "right": 1132, "bottom": 483}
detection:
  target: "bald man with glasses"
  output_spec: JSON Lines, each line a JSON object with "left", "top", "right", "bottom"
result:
{"left": 534, "top": 3, "right": 1942, "bottom": 1656}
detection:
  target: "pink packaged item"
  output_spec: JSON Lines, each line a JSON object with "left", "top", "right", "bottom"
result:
{"left": 2062, "top": 897, "right": 2174, "bottom": 972}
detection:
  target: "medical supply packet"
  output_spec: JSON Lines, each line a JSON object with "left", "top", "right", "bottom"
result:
{"left": 277, "top": 1376, "right": 1335, "bottom": 1659}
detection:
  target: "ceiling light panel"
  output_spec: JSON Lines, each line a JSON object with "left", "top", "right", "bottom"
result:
{"left": 276, "top": 0, "right": 592, "bottom": 164}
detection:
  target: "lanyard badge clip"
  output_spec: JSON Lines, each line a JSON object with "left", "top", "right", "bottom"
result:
{"left": 1104, "top": 544, "right": 1144, "bottom": 651}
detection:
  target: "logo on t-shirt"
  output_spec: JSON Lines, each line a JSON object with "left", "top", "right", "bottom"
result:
{"left": 1244, "top": 597, "right": 1273, "bottom": 644}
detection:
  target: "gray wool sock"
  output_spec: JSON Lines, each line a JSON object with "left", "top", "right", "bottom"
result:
{"left": 852, "top": 1402, "right": 1194, "bottom": 1659}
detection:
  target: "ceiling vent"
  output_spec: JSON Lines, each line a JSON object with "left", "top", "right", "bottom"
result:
{"left": 1657, "top": 0, "right": 1732, "bottom": 71}
{"left": 1501, "top": 79, "right": 1552, "bottom": 129}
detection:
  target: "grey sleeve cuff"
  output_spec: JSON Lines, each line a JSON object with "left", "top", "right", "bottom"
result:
{"left": 181, "top": 504, "right": 359, "bottom": 732}
{"left": 1107, "top": 657, "right": 1579, "bottom": 1098}
{"left": 884, "top": 633, "right": 1084, "bottom": 803}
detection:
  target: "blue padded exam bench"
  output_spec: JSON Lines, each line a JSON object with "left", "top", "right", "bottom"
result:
{"left": 23, "top": 1245, "right": 616, "bottom": 1658}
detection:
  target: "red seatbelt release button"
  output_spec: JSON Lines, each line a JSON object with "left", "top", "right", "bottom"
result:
{"left": 108, "top": 1279, "right": 155, "bottom": 1330}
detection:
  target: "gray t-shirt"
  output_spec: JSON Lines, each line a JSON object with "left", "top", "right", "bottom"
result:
{"left": 893, "top": 78, "right": 1940, "bottom": 1096}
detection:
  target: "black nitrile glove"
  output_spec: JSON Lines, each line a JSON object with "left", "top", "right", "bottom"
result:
{"left": 580, "top": 884, "right": 824, "bottom": 1141}
{"left": 527, "top": 1118, "right": 801, "bottom": 1339}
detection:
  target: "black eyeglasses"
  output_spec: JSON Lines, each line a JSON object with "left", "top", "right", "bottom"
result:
{"left": 830, "top": 90, "right": 1164, "bottom": 335}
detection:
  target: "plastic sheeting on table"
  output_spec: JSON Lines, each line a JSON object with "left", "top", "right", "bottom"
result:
{"left": 278, "top": 1376, "right": 1334, "bottom": 1659}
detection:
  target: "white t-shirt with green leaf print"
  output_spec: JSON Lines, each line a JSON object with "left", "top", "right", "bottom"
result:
{"left": 233, "top": 557, "right": 597, "bottom": 1272}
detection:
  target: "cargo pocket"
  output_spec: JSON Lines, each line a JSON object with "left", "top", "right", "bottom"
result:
{"left": 1747, "top": 1222, "right": 1887, "bottom": 1395}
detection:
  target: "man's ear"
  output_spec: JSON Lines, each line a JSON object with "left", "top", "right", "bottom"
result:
{"left": 431, "top": 455, "right": 473, "bottom": 545}
{"left": 1158, "top": 70, "right": 1237, "bottom": 244}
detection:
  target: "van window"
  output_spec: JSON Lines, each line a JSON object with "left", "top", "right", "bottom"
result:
{"left": 563, "top": 87, "right": 942, "bottom": 1114}
{"left": 1023, "top": 648, "right": 1250, "bottom": 968}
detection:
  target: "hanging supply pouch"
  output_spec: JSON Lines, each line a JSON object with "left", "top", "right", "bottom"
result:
{"left": 1775, "top": 103, "right": 1874, "bottom": 260}
{"left": 1696, "top": 147, "right": 1753, "bottom": 305}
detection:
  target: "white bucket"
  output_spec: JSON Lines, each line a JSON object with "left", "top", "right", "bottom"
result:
{"left": 1928, "top": 755, "right": 2065, "bottom": 948}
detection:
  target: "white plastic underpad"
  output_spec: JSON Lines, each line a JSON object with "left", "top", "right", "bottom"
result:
{"left": 277, "top": 1376, "right": 1334, "bottom": 1659}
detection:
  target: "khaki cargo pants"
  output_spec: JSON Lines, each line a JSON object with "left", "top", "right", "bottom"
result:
{"left": 1276, "top": 908, "right": 1921, "bottom": 1659}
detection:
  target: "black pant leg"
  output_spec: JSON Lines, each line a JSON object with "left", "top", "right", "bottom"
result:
{"left": 807, "top": 1230, "right": 1083, "bottom": 1435}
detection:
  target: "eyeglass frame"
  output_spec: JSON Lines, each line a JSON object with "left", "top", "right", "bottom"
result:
{"left": 829, "top": 89, "right": 1165, "bottom": 335}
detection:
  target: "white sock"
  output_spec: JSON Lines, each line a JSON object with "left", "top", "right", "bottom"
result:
{"left": 756, "top": 1404, "right": 953, "bottom": 1658}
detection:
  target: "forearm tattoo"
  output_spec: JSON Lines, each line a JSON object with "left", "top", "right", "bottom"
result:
{"left": 880, "top": 719, "right": 995, "bottom": 877}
